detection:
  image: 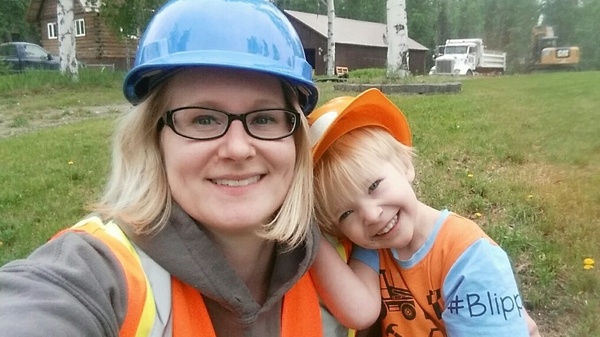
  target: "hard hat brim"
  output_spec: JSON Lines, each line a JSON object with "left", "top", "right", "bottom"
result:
{"left": 123, "top": 50, "right": 318, "bottom": 113}
{"left": 309, "top": 88, "right": 412, "bottom": 164}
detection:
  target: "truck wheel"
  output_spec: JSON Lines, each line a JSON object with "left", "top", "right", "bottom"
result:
{"left": 466, "top": 70, "right": 473, "bottom": 76}
{"left": 401, "top": 303, "right": 417, "bottom": 320}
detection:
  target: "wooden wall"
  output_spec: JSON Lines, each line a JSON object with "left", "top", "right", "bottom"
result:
{"left": 33, "top": 0, "right": 135, "bottom": 70}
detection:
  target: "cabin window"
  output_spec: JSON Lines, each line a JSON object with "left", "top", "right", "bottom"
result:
{"left": 47, "top": 23, "right": 58, "bottom": 39}
{"left": 75, "top": 19, "right": 86, "bottom": 37}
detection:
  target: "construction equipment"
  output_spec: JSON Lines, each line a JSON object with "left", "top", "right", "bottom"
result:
{"left": 528, "top": 25, "right": 580, "bottom": 72}
{"left": 429, "top": 38, "right": 506, "bottom": 76}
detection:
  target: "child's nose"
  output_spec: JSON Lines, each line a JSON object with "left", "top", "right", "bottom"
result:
{"left": 360, "top": 203, "right": 382, "bottom": 226}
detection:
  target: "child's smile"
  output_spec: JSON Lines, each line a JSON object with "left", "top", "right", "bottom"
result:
{"left": 376, "top": 212, "right": 399, "bottom": 236}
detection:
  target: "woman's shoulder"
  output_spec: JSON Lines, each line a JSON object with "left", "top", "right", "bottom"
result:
{"left": 2, "top": 227, "right": 129, "bottom": 291}
{"left": 0, "top": 228, "right": 128, "bottom": 335}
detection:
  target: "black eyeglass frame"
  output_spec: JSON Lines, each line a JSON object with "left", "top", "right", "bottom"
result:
{"left": 162, "top": 106, "right": 301, "bottom": 141}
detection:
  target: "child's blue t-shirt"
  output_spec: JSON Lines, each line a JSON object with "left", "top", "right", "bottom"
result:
{"left": 352, "top": 210, "right": 529, "bottom": 337}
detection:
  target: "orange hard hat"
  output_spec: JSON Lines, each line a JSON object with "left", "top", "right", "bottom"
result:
{"left": 308, "top": 88, "right": 412, "bottom": 164}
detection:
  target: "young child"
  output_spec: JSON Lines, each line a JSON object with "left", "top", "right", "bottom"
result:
{"left": 309, "top": 89, "right": 540, "bottom": 337}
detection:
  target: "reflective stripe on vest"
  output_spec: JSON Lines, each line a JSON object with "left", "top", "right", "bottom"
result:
{"left": 58, "top": 217, "right": 323, "bottom": 336}
{"left": 63, "top": 217, "right": 157, "bottom": 337}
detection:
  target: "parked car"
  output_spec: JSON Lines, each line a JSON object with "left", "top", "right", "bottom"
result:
{"left": 0, "top": 42, "right": 60, "bottom": 71}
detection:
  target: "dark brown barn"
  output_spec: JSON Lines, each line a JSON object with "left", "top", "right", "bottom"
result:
{"left": 25, "top": 0, "right": 135, "bottom": 70}
{"left": 285, "top": 10, "right": 429, "bottom": 76}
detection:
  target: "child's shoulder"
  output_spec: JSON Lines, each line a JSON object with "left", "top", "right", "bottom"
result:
{"left": 436, "top": 212, "right": 496, "bottom": 253}
{"left": 443, "top": 212, "right": 489, "bottom": 235}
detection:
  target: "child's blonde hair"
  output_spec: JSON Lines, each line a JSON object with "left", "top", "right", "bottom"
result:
{"left": 314, "top": 127, "right": 415, "bottom": 238}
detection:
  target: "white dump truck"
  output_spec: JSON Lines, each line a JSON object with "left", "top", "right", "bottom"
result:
{"left": 429, "top": 38, "right": 506, "bottom": 76}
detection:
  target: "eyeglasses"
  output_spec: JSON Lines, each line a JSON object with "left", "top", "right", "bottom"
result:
{"left": 162, "top": 107, "right": 301, "bottom": 141}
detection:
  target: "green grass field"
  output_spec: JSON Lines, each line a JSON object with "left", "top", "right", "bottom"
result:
{"left": 1, "top": 70, "right": 599, "bottom": 336}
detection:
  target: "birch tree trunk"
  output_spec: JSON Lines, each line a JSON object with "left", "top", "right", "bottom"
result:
{"left": 326, "top": 0, "right": 335, "bottom": 76}
{"left": 57, "top": 0, "right": 78, "bottom": 80}
{"left": 386, "top": 0, "right": 409, "bottom": 78}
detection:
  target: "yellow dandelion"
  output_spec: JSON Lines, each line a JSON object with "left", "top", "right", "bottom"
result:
{"left": 527, "top": 195, "right": 533, "bottom": 199}
{"left": 583, "top": 258, "right": 594, "bottom": 270}
{"left": 474, "top": 212, "right": 482, "bottom": 218}
{"left": 467, "top": 173, "right": 473, "bottom": 178}
{"left": 68, "top": 161, "right": 74, "bottom": 165}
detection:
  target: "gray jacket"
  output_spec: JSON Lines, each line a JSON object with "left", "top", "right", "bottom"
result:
{"left": 0, "top": 203, "right": 320, "bottom": 336}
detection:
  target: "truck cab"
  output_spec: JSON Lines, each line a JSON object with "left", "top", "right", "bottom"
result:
{"left": 437, "top": 42, "right": 478, "bottom": 75}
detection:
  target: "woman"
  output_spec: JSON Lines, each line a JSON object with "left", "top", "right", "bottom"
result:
{"left": 0, "top": 0, "right": 321, "bottom": 335}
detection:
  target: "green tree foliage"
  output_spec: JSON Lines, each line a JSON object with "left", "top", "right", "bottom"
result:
{"left": 337, "top": 0, "right": 385, "bottom": 22}
{"left": 478, "top": 0, "right": 539, "bottom": 71}
{"left": 406, "top": 0, "right": 436, "bottom": 48}
{"left": 435, "top": 0, "right": 450, "bottom": 46}
{"left": 541, "top": 0, "right": 580, "bottom": 46}
{"left": 100, "top": 0, "right": 167, "bottom": 40}
{"left": 575, "top": 0, "right": 600, "bottom": 69}
{"left": 274, "top": 0, "right": 321, "bottom": 14}
{"left": 453, "top": 0, "right": 484, "bottom": 40}
{"left": 0, "top": 0, "right": 34, "bottom": 42}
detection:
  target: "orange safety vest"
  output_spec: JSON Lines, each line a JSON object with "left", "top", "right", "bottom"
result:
{"left": 54, "top": 217, "right": 323, "bottom": 337}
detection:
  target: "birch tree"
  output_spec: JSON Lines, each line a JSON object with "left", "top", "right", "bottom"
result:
{"left": 57, "top": 0, "right": 78, "bottom": 80}
{"left": 386, "top": 0, "right": 409, "bottom": 77}
{"left": 326, "top": 0, "right": 335, "bottom": 76}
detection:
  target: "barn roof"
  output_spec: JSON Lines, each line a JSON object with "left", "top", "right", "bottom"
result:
{"left": 285, "top": 10, "right": 429, "bottom": 51}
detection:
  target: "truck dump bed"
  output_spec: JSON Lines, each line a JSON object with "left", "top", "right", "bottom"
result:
{"left": 480, "top": 50, "right": 506, "bottom": 71}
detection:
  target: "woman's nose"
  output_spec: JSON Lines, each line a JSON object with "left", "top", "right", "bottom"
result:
{"left": 217, "top": 120, "right": 256, "bottom": 160}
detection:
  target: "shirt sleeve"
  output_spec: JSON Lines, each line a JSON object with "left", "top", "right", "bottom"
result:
{"left": 350, "top": 244, "right": 379, "bottom": 271}
{"left": 442, "top": 239, "right": 529, "bottom": 337}
{"left": 0, "top": 231, "right": 128, "bottom": 337}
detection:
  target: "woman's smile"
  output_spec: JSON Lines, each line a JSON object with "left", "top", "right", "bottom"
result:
{"left": 211, "top": 175, "right": 262, "bottom": 187}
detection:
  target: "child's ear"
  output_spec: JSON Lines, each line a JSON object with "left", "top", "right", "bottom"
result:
{"left": 406, "top": 161, "right": 415, "bottom": 183}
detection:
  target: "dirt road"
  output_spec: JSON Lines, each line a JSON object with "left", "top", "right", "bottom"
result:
{"left": 0, "top": 103, "right": 131, "bottom": 139}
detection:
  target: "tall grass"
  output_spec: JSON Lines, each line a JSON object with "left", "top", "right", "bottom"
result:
{"left": 0, "top": 69, "right": 126, "bottom": 96}
{"left": 1, "top": 70, "right": 599, "bottom": 336}
{"left": 0, "top": 118, "right": 113, "bottom": 263}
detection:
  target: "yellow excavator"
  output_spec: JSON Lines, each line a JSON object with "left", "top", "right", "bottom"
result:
{"left": 528, "top": 25, "right": 580, "bottom": 72}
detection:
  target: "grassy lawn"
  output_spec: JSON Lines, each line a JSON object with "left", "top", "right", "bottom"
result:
{"left": 1, "top": 70, "right": 599, "bottom": 336}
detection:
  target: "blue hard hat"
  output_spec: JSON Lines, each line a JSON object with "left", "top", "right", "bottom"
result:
{"left": 123, "top": 0, "right": 318, "bottom": 114}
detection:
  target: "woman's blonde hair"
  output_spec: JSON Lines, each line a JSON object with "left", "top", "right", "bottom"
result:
{"left": 91, "top": 78, "right": 313, "bottom": 248}
{"left": 314, "top": 127, "right": 414, "bottom": 238}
